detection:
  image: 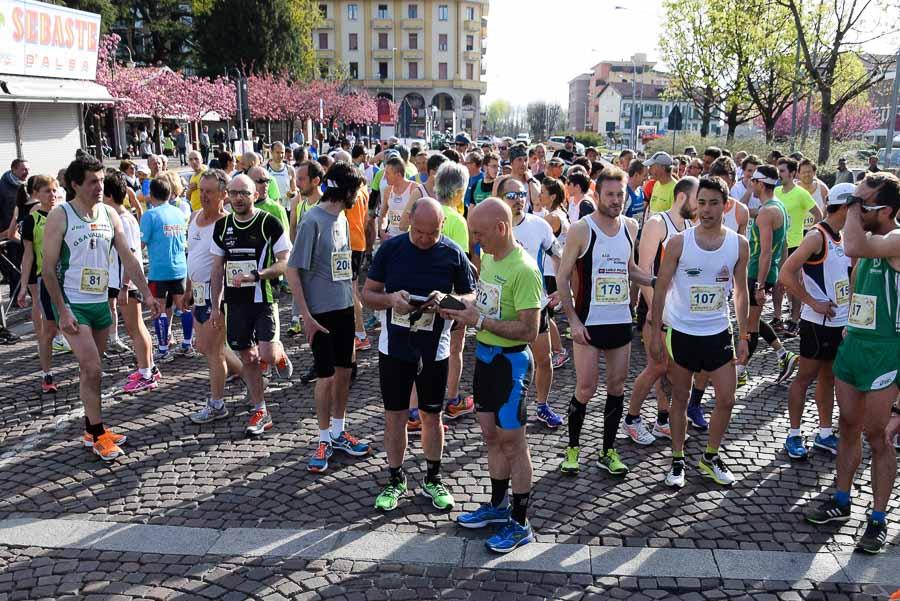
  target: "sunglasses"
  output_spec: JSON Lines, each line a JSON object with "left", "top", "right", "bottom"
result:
{"left": 254, "top": 178, "right": 270, "bottom": 184}
{"left": 227, "top": 190, "right": 252, "bottom": 198}
{"left": 504, "top": 191, "right": 528, "bottom": 200}
{"left": 861, "top": 203, "right": 888, "bottom": 213}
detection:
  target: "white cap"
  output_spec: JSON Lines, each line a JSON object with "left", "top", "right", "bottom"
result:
{"left": 828, "top": 182, "right": 856, "bottom": 206}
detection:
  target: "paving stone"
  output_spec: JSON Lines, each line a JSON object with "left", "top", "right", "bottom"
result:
{"left": 591, "top": 547, "right": 718, "bottom": 578}
{"left": 713, "top": 551, "right": 846, "bottom": 583}
{"left": 463, "top": 541, "right": 591, "bottom": 573}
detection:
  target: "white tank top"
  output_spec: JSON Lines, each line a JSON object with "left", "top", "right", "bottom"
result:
{"left": 187, "top": 214, "right": 218, "bottom": 284}
{"left": 800, "top": 223, "right": 851, "bottom": 327}
{"left": 576, "top": 216, "right": 634, "bottom": 326}
{"left": 543, "top": 208, "right": 569, "bottom": 278}
{"left": 109, "top": 210, "right": 142, "bottom": 291}
{"left": 803, "top": 182, "right": 825, "bottom": 230}
{"left": 663, "top": 227, "right": 740, "bottom": 336}
{"left": 723, "top": 200, "right": 739, "bottom": 232}
{"left": 59, "top": 202, "right": 115, "bottom": 304}
{"left": 386, "top": 182, "right": 413, "bottom": 236}
{"left": 267, "top": 163, "right": 292, "bottom": 209}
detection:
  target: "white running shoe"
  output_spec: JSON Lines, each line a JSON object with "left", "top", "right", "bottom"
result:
{"left": 623, "top": 419, "right": 656, "bottom": 445}
{"left": 665, "top": 460, "right": 686, "bottom": 488}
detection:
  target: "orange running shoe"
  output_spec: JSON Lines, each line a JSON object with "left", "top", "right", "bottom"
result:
{"left": 92, "top": 432, "right": 125, "bottom": 461}
{"left": 83, "top": 429, "right": 127, "bottom": 448}
{"left": 445, "top": 395, "right": 475, "bottom": 420}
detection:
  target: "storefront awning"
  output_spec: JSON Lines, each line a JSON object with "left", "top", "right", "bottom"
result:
{"left": 0, "top": 75, "right": 113, "bottom": 104}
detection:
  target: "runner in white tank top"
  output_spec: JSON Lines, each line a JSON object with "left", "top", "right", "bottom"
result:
{"left": 379, "top": 158, "right": 420, "bottom": 239}
{"left": 650, "top": 176, "right": 750, "bottom": 489}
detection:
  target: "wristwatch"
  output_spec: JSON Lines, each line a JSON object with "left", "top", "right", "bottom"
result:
{"left": 475, "top": 314, "right": 486, "bottom": 331}
{"left": 250, "top": 269, "right": 260, "bottom": 282}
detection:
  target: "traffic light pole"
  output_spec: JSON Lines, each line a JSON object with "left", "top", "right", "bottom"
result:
{"left": 885, "top": 49, "right": 899, "bottom": 168}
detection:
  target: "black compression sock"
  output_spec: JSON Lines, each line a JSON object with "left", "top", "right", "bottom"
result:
{"left": 511, "top": 492, "right": 530, "bottom": 526}
{"left": 689, "top": 387, "right": 704, "bottom": 407}
{"left": 759, "top": 320, "right": 778, "bottom": 345}
{"left": 490, "top": 477, "right": 509, "bottom": 508}
{"left": 624, "top": 413, "right": 640, "bottom": 425}
{"left": 568, "top": 396, "right": 586, "bottom": 448}
{"left": 657, "top": 410, "right": 669, "bottom": 425}
{"left": 603, "top": 394, "right": 625, "bottom": 453}
{"left": 425, "top": 460, "right": 441, "bottom": 484}
{"left": 388, "top": 465, "right": 405, "bottom": 484}
{"left": 85, "top": 418, "right": 105, "bottom": 441}
{"left": 748, "top": 332, "right": 759, "bottom": 358}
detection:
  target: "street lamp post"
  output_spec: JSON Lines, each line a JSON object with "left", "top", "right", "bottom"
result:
{"left": 391, "top": 47, "right": 397, "bottom": 108}
{"left": 885, "top": 48, "right": 900, "bottom": 168}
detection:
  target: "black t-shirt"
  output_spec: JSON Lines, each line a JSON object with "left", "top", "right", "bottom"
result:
{"left": 578, "top": 198, "right": 596, "bottom": 219}
{"left": 554, "top": 148, "right": 576, "bottom": 163}
{"left": 211, "top": 211, "right": 289, "bottom": 305}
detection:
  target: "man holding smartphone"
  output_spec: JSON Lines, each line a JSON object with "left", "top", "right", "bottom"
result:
{"left": 362, "top": 197, "right": 475, "bottom": 512}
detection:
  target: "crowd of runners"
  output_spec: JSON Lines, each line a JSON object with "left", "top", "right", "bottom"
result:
{"left": 1, "top": 132, "right": 898, "bottom": 555}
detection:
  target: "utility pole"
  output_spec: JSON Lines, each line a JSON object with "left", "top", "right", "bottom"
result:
{"left": 885, "top": 49, "right": 900, "bottom": 168}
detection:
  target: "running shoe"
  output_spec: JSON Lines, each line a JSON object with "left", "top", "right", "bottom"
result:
{"left": 154, "top": 349, "right": 175, "bottom": 364}
{"left": 190, "top": 402, "right": 229, "bottom": 424}
{"left": 560, "top": 446, "right": 580, "bottom": 474}
{"left": 445, "top": 395, "right": 475, "bottom": 420}
{"left": 551, "top": 348, "right": 570, "bottom": 369}
{"left": 485, "top": 520, "right": 534, "bottom": 553}
{"left": 274, "top": 354, "right": 294, "bottom": 380}
{"left": 41, "top": 374, "right": 58, "bottom": 393}
{"left": 665, "top": 459, "right": 686, "bottom": 488}
{"left": 698, "top": 454, "right": 736, "bottom": 486}
{"left": 354, "top": 337, "right": 372, "bottom": 351}
{"left": 776, "top": 351, "right": 799, "bottom": 383}
{"left": 535, "top": 403, "right": 563, "bottom": 428}
{"left": 805, "top": 497, "right": 851, "bottom": 525}
{"left": 176, "top": 344, "right": 196, "bottom": 358}
{"left": 124, "top": 368, "right": 162, "bottom": 384}
{"left": 598, "top": 449, "right": 629, "bottom": 475}
{"left": 652, "top": 421, "right": 689, "bottom": 440}
{"left": 123, "top": 375, "right": 158, "bottom": 393}
{"left": 91, "top": 432, "right": 125, "bottom": 461}
{"left": 364, "top": 314, "right": 379, "bottom": 330}
{"left": 407, "top": 416, "right": 422, "bottom": 435}
{"left": 856, "top": 519, "right": 888, "bottom": 554}
{"left": 286, "top": 319, "right": 302, "bottom": 337}
{"left": 770, "top": 318, "right": 785, "bottom": 334}
{"left": 245, "top": 409, "right": 273, "bottom": 435}
{"left": 782, "top": 320, "right": 799, "bottom": 338}
{"left": 784, "top": 435, "right": 808, "bottom": 459}
{"left": 375, "top": 478, "right": 407, "bottom": 511}
{"left": 457, "top": 503, "right": 511, "bottom": 529}
{"left": 307, "top": 442, "right": 333, "bottom": 473}
{"left": 107, "top": 338, "right": 131, "bottom": 354}
{"left": 813, "top": 433, "right": 839, "bottom": 455}
{"left": 687, "top": 404, "right": 709, "bottom": 431}
{"left": 82, "top": 430, "right": 127, "bottom": 448}
{"left": 421, "top": 480, "right": 455, "bottom": 510}
{"left": 52, "top": 335, "right": 70, "bottom": 353}
{"left": 174, "top": 308, "right": 183, "bottom": 318}
{"left": 0, "top": 327, "right": 20, "bottom": 344}
{"left": 623, "top": 419, "right": 656, "bottom": 445}
{"left": 300, "top": 366, "right": 318, "bottom": 384}
{"left": 736, "top": 369, "right": 749, "bottom": 388}
{"left": 331, "top": 431, "right": 370, "bottom": 456}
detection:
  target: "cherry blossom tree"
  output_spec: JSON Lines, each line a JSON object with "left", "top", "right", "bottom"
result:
{"left": 763, "top": 98, "right": 880, "bottom": 142}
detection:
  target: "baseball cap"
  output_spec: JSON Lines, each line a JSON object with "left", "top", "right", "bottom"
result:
{"left": 828, "top": 182, "right": 855, "bottom": 206}
{"left": 750, "top": 169, "right": 778, "bottom": 186}
{"left": 136, "top": 166, "right": 150, "bottom": 176}
{"left": 454, "top": 133, "right": 472, "bottom": 145}
{"left": 644, "top": 151, "right": 673, "bottom": 167}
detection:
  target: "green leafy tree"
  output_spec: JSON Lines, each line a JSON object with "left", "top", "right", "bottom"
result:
{"left": 195, "top": 0, "right": 322, "bottom": 80}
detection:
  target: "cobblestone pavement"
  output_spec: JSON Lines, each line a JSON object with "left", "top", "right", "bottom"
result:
{"left": 0, "top": 545, "right": 897, "bottom": 600}
{"left": 0, "top": 292, "right": 899, "bottom": 596}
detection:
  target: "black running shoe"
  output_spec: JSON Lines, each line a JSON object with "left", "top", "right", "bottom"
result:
{"left": 856, "top": 519, "right": 887, "bottom": 554}
{"left": 805, "top": 497, "right": 851, "bottom": 525}
{"left": 300, "top": 366, "right": 318, "bottom": 384}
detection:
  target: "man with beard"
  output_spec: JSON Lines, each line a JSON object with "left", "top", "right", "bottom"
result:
{"left": 209, "top": 174, "right": 293, "bottom": 436}
{"left": 554, "top": 135, "right": 577, "bottom": 163}
{"left": 805, "top": 173, "right": 900, "bottom": 554}
{"left": 287, "top": 160, "right": 325, "bottom": 338}
{"left": 556, "top": 167, "right": 654, "bottom": 476}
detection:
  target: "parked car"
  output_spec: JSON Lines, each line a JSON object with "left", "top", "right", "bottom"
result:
{"left": 545, "top": 136, "right": 567, "bottom": 152}
{"left": 515, "top": 133, "right": 531, "bottom": 145}
{"left": 476, "top": 137, "right": 494, "bottom": 148}
{"left": 876, "top": 147, "right": 900, "bottom": 166}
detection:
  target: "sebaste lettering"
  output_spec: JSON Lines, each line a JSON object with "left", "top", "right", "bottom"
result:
{"left": 12, "top": 7, "right": 98, "bottom": 51}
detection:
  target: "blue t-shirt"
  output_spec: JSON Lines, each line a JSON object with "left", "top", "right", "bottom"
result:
{"left": 140, "top": 203, "right": 187, "bottom": 281}
{"left": 368, "top": 234, "right": 475, "bottom": 362}
{"left": 626, "top": 185, "right": 645, "bottom": 219}
{"left": 465, "top": 172, "right": 484, "bottom": 208}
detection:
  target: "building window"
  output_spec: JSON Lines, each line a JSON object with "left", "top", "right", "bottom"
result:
{"left": 438, "top": 34, "right": 448, "bottom": 51}
{"left": 438, "top": 5, "right": 448, "bottom": 20}
{"left": 318, "top": 32, "right": 328, "bottom": 50}
{"left": 466, "top": 35, "right": 474, "bottom": 51}
{"left": 347, "top": 3, "right": 358, "bottom": 20}
{"left": 349, "top": 62, "right": 359, "bottom": 79}
{"left": 377, "top": 3, "right": 388, "bottom": 18}
{"left": 408, "top": 62, "right": 418, "bottom": 79}
{"left": 466, "top": 63, "right": 473, "bottom": 80}
{"left": 379, "top": 62, "right": 388, "bottom": 79}
{"left": 408, "top": 3, "right": 417, "bottom": 18}
{"left": 409, "top": 33, "right": 417, "bottom": 49}
{"left": 438, "top": 62, "right": 448, "bottom": 80}
{"left": 349, "top": 33, "right": 358, "bottom": 50}
{"left": 319, "top": 61, "right": 329, "bottom": 78}
{"left": 318, "top": 3, "right": 328, "bottom": 18}
{"left": 378, "top": 32, "right": 388, "bottom": 49}
{"left": 465, "top": 6, "right": 475, "bottom": 20}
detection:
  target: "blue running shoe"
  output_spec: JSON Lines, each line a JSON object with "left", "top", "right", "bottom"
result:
{"left": 485, "top": 520, "right": 534, "bottom": 553}
{"left": 364, "top": 314, "right": 379, "bottom": 330}
{"left": 331, "top": 431, "right": 370, "bottom": 456}
{"left": 813, "top": 433, "right": 838, "bottom": 455}
{"left": 457, "top": 503, "right": 511, "bottom": 529}
{"left": 307, "top": 442, "right": 333, "bottom": 473}
{"left": 687, "top": 403, "right": 708, "bottom": 430}
{"left": 536, "top": 403, "right": 563, "bottom": 429}
{"left": 784, "top": 435, "right": 808, "bottom": 459}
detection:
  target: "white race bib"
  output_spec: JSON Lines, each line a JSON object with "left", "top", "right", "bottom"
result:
{"left": 689, "top": 285, "right": 726, "bottom": 313}
{"left": 593, "top": 275, "right": 629, "bottom": 305}
{"left": 390, "top": 309, "right": 435, "bottom": 332}
{"left": 803, "top": 212, "right": 816, "bottom": 230}
{"left": 192, "top": 282, "right": 208, "bottom": 305}
{"left": 331, "top": 250, "right": 352, "bottom": 281}
{"left": 475, "top": 280, "right": 502, "bottom": 319}
{"left": 833, "top": 278, "right": 850, "bottom": 307}
{"left": 387, "top": 209, "right": 403, "bottom": 230}
{"left": 79, "top": 267, "right": 108, "bottom": 294}
{"left": 848, "top": 293, "right": 877, "bottom": 329}
{"left": 225, "top": 260, "right": 257, "bottom": 287}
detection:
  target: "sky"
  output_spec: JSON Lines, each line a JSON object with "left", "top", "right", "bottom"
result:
{"left": 482, "top": 0, "right": 667, "bottom": 106}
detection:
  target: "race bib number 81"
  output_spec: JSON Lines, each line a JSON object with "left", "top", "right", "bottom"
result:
{"left": 79, "top": 268, "right": 108, "bottom": 294}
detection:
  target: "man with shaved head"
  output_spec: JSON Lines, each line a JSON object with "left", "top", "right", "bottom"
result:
{"left": 362, "top": 197, "right": 476, "bottom": 513}
{"left": 442, "top": 197, "right": 542, "bottom": 553}
{"left": 266, "top": 141, "right": 297, "bottom": 219}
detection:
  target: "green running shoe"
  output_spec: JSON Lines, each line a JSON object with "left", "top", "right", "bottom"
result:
{"left": 560, "top": 446, "right": 580, "bottom": 474}
{"left": 375, "top": 478, "right": 407, "bottom": 511}
{"left": 736, "top": 369, "right": 749, "bottom": 388}
{"left": 421, "top": 480, "right": 455, "bottom": 510}
{"left": 598, "top": 448, "right": 629, "bottom": 476}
